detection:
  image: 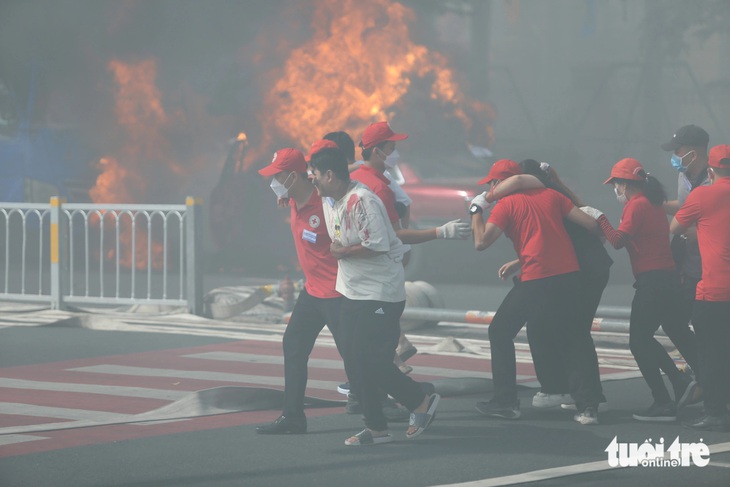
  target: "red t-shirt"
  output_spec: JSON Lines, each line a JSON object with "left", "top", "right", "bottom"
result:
{"left": 290, "top": 191, "right": 340, "bottom": 299}
{"left": 674, "top": 178, "right": 730, "bottom": 301}
{"left": 616, "top": 193, "right": 675, "bottom": 276}
{"left": 488, "top": 188, "right": 579, "bottom": 281}
{"left": 350, "top": 165, "right": 399, "bottom": 224}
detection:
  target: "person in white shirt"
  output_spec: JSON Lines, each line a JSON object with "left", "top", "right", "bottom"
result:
{"left": 308, "top": 146, "right": 440, "bottom": 447}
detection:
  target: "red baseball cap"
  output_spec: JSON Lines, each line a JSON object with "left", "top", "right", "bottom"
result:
{"left": 708, "top": 144, "right": 730, "bottom": 169}
{"left": 603, "top": 158, "right": 646, "bottom": 184}
{"left": 360, "top": 121, "right": 408, "bottom": 149}
{"left": 258, "top": 148, "right": 306, "bottom": 177}
{"left": 477, "top": 159, "right": 521, "bottom": 185}
{"left": 305, "top": 139, "right": 339, "bottom": 162}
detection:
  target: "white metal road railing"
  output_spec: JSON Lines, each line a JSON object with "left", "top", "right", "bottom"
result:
{"left": 1, "top": 197, "right": 203, "bottom": 314}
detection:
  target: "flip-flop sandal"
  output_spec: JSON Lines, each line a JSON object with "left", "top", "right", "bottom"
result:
{"left": 344, "top": 429, "right": 393, "bottom": 447}
{"left": 406, "top": 393, "right": 440, "bottom": 439}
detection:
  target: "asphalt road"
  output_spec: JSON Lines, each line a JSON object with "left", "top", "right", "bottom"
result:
{"left": 2, "top": 319, "right": 729, "bottom": 487}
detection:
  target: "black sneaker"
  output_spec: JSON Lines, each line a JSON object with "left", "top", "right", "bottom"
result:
{"left": 632, "top": 401, "right": 677, "bottom": 422}
{"left": 337, "top": 382, "right": 350, "bottom": 395}
{"left": 682, "top": 414, "right": 730, "bottom": 432}
{"left": 255, "top": 414, "right": 307, "bottom": 434}
{"left": 475, "top": 399, "right": 521, "bottom": 419}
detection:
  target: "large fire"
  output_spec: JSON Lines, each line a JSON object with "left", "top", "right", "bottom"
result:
{"left": 247, "top": 0, "right": 494, "bottom": 171}
{"left": 86, "top": 0, "right": 495, "bottom": 270}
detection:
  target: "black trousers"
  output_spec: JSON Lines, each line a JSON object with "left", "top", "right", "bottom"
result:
{"left": 629, "top": 269, "right": 699, "bottom": 404}
{"left": 678, "top": 274, "right": 702, "bottom": 383}
{"left": 340, "top": 297, "right": 425, "bottom": 431}
{"left": 489, "top": 272, "right": 601, "bottom": 407}
{"left": 528, "top": 269, "right": 608, "bottom": 409}
{"left": 282, "top": 289, "right": 345, "bottom": 418}
{"left": 692, "top": 300, "right": 730, "bottom": 416}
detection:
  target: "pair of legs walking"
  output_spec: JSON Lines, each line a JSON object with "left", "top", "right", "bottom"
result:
{"left": 629, "top": 269, "right": 699, "bottom": 421}
{"left": 256, "top": 289, "right": 344, "bottom": 434}
{"left": 484, "top": 272, "right": 604, "bottom": 420}
{"left": 340, "top": 297, "right": 438, "bottom": 445}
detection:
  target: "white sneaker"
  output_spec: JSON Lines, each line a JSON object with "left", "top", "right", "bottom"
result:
{"left": 532, "top": 392, "right": 572, "bottom": 408}
{"left": 561, "top": 402, "right": 609, "bottom": 413}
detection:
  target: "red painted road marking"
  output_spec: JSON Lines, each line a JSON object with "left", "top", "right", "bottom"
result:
{"left": 0, "top": 338, "right": 637, "bottom": 458}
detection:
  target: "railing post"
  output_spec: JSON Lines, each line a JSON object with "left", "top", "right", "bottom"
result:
{"left": 49, "top": 197, "right": 67, "bottom": 310}
{"left": 185, "top": 197, "right": 203, "bottom": 315}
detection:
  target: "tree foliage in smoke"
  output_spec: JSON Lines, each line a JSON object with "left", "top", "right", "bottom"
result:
{"left": 642, "top": 0, "right": 730, "bottom": 59}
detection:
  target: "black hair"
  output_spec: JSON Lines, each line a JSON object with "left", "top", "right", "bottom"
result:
{"left": 712, "top": 166, "right": 730, "bottom": 178}
{"left": 519, "top": 159, "right": 551, "bottom": 185}
{"left": 518, "top": 159, "right": 584, "bottom": 207}
{"left": 615, "top": 170, "right": 667, "bottom": 206}
{"left": 361, "top": 141, "right": 388, "bottom": 161}
{"left": 323, "top": 131, "right": 355, "bottom": 162}
{"left": 309, "top": 147, "right": 350, "bottom": 181}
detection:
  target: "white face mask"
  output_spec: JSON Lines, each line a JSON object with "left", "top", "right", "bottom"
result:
{"left": 270, "top": 173, "right": 294, "bottom": 199}
{"left": 376, "top": 147, "right": 400, "bottom": 168}
{"left": 614, "top": 185, "right": 627, "bottom": 205}
{"left": 384, "top": 149, "right": 400, "bottom": 168}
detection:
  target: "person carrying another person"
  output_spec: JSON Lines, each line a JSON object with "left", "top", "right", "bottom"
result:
{"left": 482, "top": 159, "right": 610, "bottom": 417}
{"left": 670, "top": 144, "right": 730, "bottom": 432}
{"left": 469, "top": 159, "right": 603, "bottom": 424}
{"left": 308, "top": 146, "right": 440, "bottom": 446}
{"left": 255, "top": 147, "right": 346, "bottom": 435}
{"left": 581, "top": 157, "right": 699, "bottom": 422}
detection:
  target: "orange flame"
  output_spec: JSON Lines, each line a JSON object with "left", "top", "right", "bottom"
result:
{"left": 246, "top": 0, "right": 494, "bottom": 171}
{"left": 89, "top": 59, "right": 171, "bottom": 270}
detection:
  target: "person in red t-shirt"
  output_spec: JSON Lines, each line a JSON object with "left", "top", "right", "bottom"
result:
{"left": 671, "top": 144, "right": 730, "bottom": 432}
{"left": 484, "top": 159, "right": 611, "bottom": 419}
{"left": 469, "top": 159, "right": 601, "bottom": 422}
{"left": 585, "top": 157, "right": 699, "bottom": 423}
{"left": 255, "top": 147, "right": 346, "bottom": 435}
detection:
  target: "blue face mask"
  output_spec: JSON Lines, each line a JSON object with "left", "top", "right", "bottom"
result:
{"left": 670, "top": 151, "right": 694, "bottom": 173}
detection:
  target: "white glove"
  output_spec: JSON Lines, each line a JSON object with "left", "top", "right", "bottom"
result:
{"left": 580, "top": 206, "right": 604, "bottom": 220}
{"left": 470, "top": 192, "right": 491, "bottom": 212}
{"left": 436, "top": 219, "right": 471, "bottom": 239}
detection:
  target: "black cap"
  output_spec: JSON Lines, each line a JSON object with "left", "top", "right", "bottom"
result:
{"left": 661, "top": 124, "right": 709, "bottom": 151}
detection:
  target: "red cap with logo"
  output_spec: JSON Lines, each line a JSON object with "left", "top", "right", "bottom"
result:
{"left": 708, "top": 144, "right": 730, "bottom": 169}
{"left": 258, "top": 148, "right": 307, "bottom": 177}
{"left": 305, "top": 139, "right": 339, "bottom": 162}
{"left": 360, "top": 121, "right": 408, "bottom": 149}
{"left": 603, "top": 158, "right": 646, "bottom": 184}
{"left": 478, "top": 159, "right": 521, "bottom": 185}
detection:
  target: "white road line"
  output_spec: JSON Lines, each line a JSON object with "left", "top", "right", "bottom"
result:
{"left": 0, "top": 378, "right": 188, "bottom": 400}
{"left": 0, "top": 402, "right": 124, "bottom": 421}
{"left": 431, "top": 441, "right": 730, "bottom": 487}
{"left": 183, "top": 352, "right": 529, "bottom": 379}
{"left": 68, "top": 364, "right": 339, "bottom": 390}
{"left": 0, "top": 434, "right": 49, "bottom": 446}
